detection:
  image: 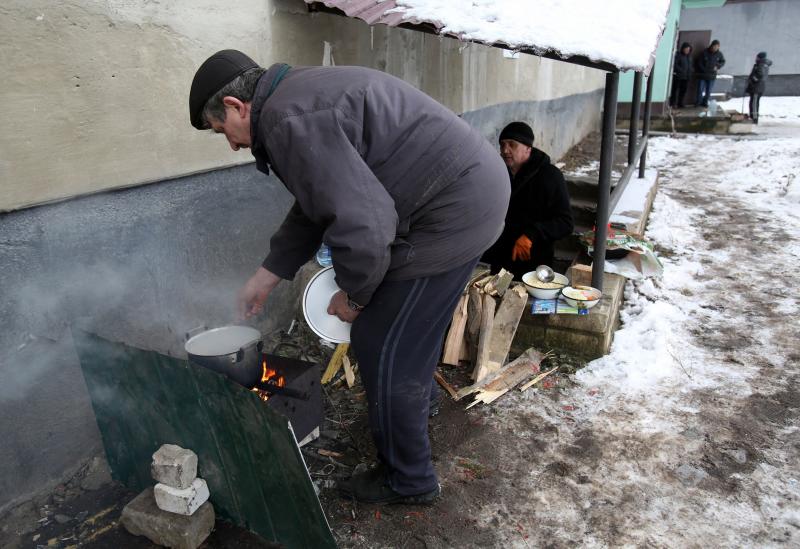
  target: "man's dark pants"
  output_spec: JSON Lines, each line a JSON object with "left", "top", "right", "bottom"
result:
{"left": 749, "top": 93, "right": 762, "bottom": 123}
{"left": 351, "top": 258, "right": 479, "bottom": 495}
{"left": 697, "top": 79, "right": 714, "bottom": 106}
{"left": 670, "top": 79, "right": 688, "bottom": 108}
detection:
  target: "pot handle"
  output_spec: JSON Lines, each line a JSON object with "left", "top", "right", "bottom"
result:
{"left": 235, "top": 339, "right": 263, "bottom": 362}
{"left": 185, "top": 325, "right": 208, "bottom": 342}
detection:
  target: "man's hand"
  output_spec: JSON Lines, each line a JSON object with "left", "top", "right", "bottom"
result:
{"left": 512, "top": 234, "right": 533, "bottom": 262}
{"left": 327, "top": 290, "right": 360, "bottom": 323}
{"left": 237, "top": 267, "right": 282, "bottom": 320}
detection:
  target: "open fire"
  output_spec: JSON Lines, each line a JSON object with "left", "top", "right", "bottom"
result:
{"left": 252, "top": 358, "right": 286, "bottom": 402}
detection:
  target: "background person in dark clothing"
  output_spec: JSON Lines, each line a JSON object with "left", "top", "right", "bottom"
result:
{"left": 670, "top": 42, "right": 693, "bottom": 108}
{"left": 189, "top": 50, "right": 509, "bottom": 505}
{"left": 746, "top": 52, "right": 772, "bottom": 124}
{"left": 482, "top": 122, "right": 574, "bottom": 279}
{"left": 695, "top": 39, "right": 726, "bottom": 107}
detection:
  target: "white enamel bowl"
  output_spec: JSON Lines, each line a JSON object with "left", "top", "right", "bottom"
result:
{"left": 561, "top": 285, "right": 603, "bottom": 310}
{"left": 302, "top": 266, "right": 352, "bottom": 344}
{"left": 521, "top": 271, "right": 569, "bottom": 299}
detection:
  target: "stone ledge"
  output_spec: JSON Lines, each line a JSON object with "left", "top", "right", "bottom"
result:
{"left": 514, "top": 272, "right": 626, "bottom": 359}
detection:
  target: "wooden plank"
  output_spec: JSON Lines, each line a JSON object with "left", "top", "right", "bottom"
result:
{"left": 471, "top": 293, "right": 496, "bottom": 382}
{"left": 465, "top": 286, "right": 483, "bottom": 366}
{"left": 519, "top": 366, "right": 558, "bottom": 392}
{"left": 321, "top": 343, "right": 349, "bottom": 384}
{"left": 441, "top": 293, "right": 469, "bottom": 366}
{"left": 485, "top": 284, "right": 529, "bottom": 375}
{"left": 342, "top": 355, "right": 355, "bottom": 388}
{"left": 464, "top": 348, "right": 545, "bottom": 408}
{"left": 433, "top": 370, "right": 459, "bottom": 400}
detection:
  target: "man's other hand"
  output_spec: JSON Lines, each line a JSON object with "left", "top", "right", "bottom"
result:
{"left": 327, "top": 290, "right": 360, "bottom": 323}
{"left": 512, "top": 234, "right": 533, "bottom": 262}
{"left": 237, "top": 267, "right": 281, "bottom": 320}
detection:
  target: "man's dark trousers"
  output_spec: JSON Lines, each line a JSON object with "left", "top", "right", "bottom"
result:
{"left": 749, "top": 93, "right": 762, "bottom": 123}
{"left": 697, "top": 79, "right": 714, "bottom": 106}
{"left": 351, "top": 258, "right": 479, "bottom": 495}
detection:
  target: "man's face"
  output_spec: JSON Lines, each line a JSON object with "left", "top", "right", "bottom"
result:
{"left": 682, "top": 46, "right": 691, "bottom": 55}
{"left": 710, "top": 44, "right": 719, "bottom": 52}
{"left": 208, "top": 97, "right": 252, "bottom": 151}
{"left": 500, "top": 139, "right": 532, "bottom": 173}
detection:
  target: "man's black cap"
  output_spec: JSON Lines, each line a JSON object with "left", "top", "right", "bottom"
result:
{"left": 757, "top": 51, "right": 768, "bottom": 59}
{"left": 189, "top": 50, "right": 259, "bottom": 130}
{"left": 499, "top": 121, "right": 534, "bottom": 147}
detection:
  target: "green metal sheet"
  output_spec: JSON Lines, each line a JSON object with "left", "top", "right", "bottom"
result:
{"left": 72, "top": 330, "right": 335, "bottom": 548}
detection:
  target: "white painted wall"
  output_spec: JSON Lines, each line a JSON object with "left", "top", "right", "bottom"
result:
{"left": 0, "top": 0, "right": 604, "bottom": 211}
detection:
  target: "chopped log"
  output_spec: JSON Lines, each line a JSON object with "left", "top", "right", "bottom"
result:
{"left": 483, "top": 269, "right": 514, "bottom": 297}
{"left": 433, "top": 371, "right": 459, "bottom": 400}
{"left": 441, "top": 293, "right": 469, "bottom": 366}
{"left": 485, "top": 285, "right": 529, "bottom": 375}
{"left": 321, "top": 343, "right": 349, "bottom": 384}
{"left": 473, "top": 275, "right": 493, "bottom": 290}
{"left": 342, "top": 355, "right": 355, "bottom": 388}
{"left": 465, "top": 286, "right": 483, "bottom": 365}
{"left": 519, "top": 366, "right": 558, "bottom": 391}
{"left": 459, "top": 337, "right": 470, "bottom": 362}
{"left": 471, "top": 293, "right": 496, "bottom": 382}
{"left": 463, "top": 348, "right": 545, "bottom": 408}
{"left": 466, "top": 267, "right": 491, "bottom": 289}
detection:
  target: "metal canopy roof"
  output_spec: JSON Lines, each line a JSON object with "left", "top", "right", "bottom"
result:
{"left": 305, "top": 0, "right": 670, "bottom": 73}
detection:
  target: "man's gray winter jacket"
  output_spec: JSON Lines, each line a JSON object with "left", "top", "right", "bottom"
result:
{"left": 249, "top": 64, "right": 509, "bottom": 305}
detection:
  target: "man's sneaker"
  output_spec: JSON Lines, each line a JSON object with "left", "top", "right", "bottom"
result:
{"left": 338, "top": 467, "right": 440, "bottom": 505}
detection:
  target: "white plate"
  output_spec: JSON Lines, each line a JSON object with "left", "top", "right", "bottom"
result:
{"left": 302, "top": 266, "right": 352, "bottom": 344}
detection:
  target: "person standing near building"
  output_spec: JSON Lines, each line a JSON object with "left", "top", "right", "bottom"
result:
{"left": 746, "top": 52, "right": 772, "bottom": 124}
{"left": 481, "top": 122, "right": 574, "bottom": 279}
{"left": 189, "top": 50, "right": 509, "bottom": 505}
{"left": 669, "top": 42, "right": 692, "bottom": 109}
{"left": 695, "top": 39, "right": 726, "bottom": 107}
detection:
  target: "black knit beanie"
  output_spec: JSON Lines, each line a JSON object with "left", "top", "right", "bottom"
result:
{"left": 757, "top": 51, "right": 767, "bottom": 59}
{"left": 499, "top": 122, "right": 534, "bottom": 147}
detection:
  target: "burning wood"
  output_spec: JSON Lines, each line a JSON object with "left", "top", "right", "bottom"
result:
{"left": 252, "top": 359, "right": 286, "bottom": 402}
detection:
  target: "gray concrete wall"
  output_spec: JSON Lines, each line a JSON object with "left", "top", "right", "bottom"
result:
{"left": 0, "top": 165, "right": 297, "bottom": 514}
{"left": 0, "top": 0, "right": 605, "bottom": 514}
{"left": 680, "top": 0, "right": 800, "bottom": 91}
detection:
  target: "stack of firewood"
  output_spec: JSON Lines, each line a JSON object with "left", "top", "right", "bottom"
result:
{"left": 437, "top": 268, "right": 556, "bottom": 407}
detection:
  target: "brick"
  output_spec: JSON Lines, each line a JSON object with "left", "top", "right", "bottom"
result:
{"left": 154, "top": 478, "right": 210, "bottom": 516}
{"left": 121, "top": 487, "right": 214, "bottom": 549}
{"left": 151, "top": 444, "right": 198, "bottom": 489}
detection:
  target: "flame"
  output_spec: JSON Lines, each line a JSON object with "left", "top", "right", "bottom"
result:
{"left": 252, "top": 358, "right": 286, "bottom": 402}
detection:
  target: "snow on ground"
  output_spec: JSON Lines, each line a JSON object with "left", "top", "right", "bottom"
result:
{"left": 386, "top": 0, "right": 670, "bottom": 71}
{"left": 718, "top": 96, "right": 800, "bottom": 119}
{"left": 464, "top": 123, "right": 800, "bottom": 546}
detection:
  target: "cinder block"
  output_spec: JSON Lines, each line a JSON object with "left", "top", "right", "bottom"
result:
{"left": 154, "top": 478, "right": 210, "bottom": 516}
{"left": 122, "top": 487, "right": 214, "bottom": 549}
{"left": 151, "top": 444, "right": 198, "bottom": 489}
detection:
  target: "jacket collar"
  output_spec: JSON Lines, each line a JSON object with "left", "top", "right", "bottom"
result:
{"left": 250, "top": 63, "right": 291, "bottom": 175}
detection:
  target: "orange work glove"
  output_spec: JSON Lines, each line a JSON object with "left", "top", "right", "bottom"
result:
{"left": 511, "top": 235, "right": 532, "bottom": 262}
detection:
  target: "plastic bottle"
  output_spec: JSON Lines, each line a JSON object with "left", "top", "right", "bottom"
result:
{"left": 315, "top": 244, "right": 332, "bottom": 267}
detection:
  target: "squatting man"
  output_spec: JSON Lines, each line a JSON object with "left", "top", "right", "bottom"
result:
{"left": 189, "top": 50, "right": 509, "bottom": 504}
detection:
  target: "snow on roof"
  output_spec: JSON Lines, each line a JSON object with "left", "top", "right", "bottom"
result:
{"left": 306, "top": 0, "right": 671, "bottom": 72}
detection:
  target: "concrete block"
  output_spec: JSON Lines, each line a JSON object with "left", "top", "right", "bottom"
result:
{"left": 154, "top": 478, "right": 210, "bottom": 516}
{"left": 121, "top": 487, "right": 214, "bottom": 549}
{"left": 151, "top": 444, "right": 198, "bottom": 489}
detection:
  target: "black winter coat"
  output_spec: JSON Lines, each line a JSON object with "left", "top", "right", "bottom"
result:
{"left": 482, "top": 148, "right": 574, "bottom": 278}
{"left": 746, "top": 58, "right": 773, "bottom": 95}
{"left": 696, "top": 48, "right": 726, "bottom": 80}
{"left": 673, "top": 51, "right": 692, "bottom": 81}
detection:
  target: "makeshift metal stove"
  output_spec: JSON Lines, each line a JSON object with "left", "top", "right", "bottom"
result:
{"left": 251, "top": 353, "right": 322, "bottom": 445}
{"left": 184, "top": 326, "right": 322, "bottom": 445}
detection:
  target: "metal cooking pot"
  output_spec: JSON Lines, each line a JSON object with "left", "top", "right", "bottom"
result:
{"left": 184, "top": 326, "right": 264, "bottom": 388}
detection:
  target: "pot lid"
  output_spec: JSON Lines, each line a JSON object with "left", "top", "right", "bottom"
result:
{"left": 185, "top": 326, "right": 262, "bottom": 356}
